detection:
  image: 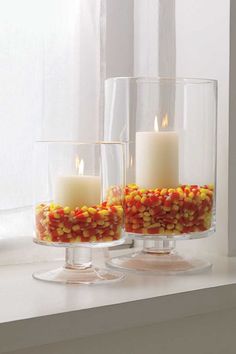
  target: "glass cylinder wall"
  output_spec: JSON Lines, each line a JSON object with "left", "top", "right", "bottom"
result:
{"left": 104, "top": 77, "right": 217, "bottom": 240}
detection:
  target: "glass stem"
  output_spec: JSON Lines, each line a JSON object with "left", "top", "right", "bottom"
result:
{"left": 143, "top": 239, "right": 176, "bottom": 254}
{"left": 65, "top": 248, "right": 92, "bottom": 270}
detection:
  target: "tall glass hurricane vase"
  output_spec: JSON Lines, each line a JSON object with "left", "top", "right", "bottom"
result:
{"left": 33, "top": 142, "right": 125, "bottom": 284}
{"left": 104, "top": 77, "right": 217, "bottom": 274}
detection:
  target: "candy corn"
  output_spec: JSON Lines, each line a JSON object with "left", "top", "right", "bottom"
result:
{"left": 124, "top": 184, "right": 214, "bottom": 235}
{"left": 35, "top": 202, "right": 123, "bottom": 244}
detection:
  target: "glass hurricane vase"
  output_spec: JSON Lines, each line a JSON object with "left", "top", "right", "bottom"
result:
{"left": 33, "top": 141, "right": 125, "bottom": 284}
{"left": 104, "top": 77, "right": 217, "bottom": 274}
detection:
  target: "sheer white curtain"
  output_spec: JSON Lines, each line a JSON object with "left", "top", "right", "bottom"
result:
{"left": 133, "top": 0, "right": 159, "bottom": 76}
{"left": 0, "top": 0, "right": 104, "bottom": 237}
{"left": 133, "top": 0, "right": 175, "bottom": 77}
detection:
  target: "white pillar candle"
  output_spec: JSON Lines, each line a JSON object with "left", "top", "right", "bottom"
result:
{"left": 54, "top": 175, "right": 101, "bottom": 209}
{"left": 136, "top": 116, "right": 179, "bottom": 189}
{"left": 54, "top": 159, "right": 101, "bottom": 209}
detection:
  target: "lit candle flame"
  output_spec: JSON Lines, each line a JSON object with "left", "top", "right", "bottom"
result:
{"left": 76, "top": 158, "right": 84, "bottom": 175}
{"left": 130, "top": 155, "right": 133, "bottom": 167}
{"left": 161, "top": 113, "right": 169, "bottom": 128}
{"left": 154, "top": 115, "right": 159, "bottom": 132}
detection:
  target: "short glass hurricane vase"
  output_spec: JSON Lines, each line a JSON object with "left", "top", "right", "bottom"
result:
{"left": 104, "top": 77, "right": 217, "bottom": 274}
{"left": 33, "top": 141, "right": 125, "bottom": 284}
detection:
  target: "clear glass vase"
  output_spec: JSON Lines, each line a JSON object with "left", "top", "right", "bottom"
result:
{"left": 104, "top": 77, "right": 217, "bottom": 274}
{"left": 33, "top": 141, "right": 125, "bottom": 284}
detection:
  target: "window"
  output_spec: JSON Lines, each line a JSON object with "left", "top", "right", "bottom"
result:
{"left": 0, "top": 0, "right": 230, "bottom": 259}
{"left": 0, "top": 0, "right": 104, "bottom": 239}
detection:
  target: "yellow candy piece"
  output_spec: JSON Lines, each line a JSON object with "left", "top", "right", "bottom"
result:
{"left": 134, "top": 195, "right": 141, "bottom": 201}
{"left": 89, "top": 235, "right": 97, "bottom": 242}
{"left": 200, "top": 193, "right": 206, "bottom": 200}
{"left": 103, "top": 236, "right": 113, "bottom": 242}
{"left": 63, "top": 227, "right": 71, "bottom": 234}
{"left": 160, "top": 188, "right": 167, "bottom": 196}
{"left": 139, "top": 189, "right": 147, "bottom": 194}
{"left": 64, "top": 206, "right": 71, "bottom": 214}
{"left": 88, "top": 207, "right": 97, "bottom": 214}
{"left": 57, "top": 228, "right": 64, "bottom": 236}
{"left": 83, "top": 230, "right": 90, "bottom": 237}
{"left": 98, "top": 209, "right": 110, "bottom": 216}
{"left": 72, "top": 225, "right": 80, "bottom": 231}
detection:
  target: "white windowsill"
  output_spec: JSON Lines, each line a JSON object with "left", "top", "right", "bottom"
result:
{"left": 1, "top": 250, "right": 236, "bottom": 353}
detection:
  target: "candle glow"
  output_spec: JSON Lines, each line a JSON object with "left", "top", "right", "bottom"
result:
{"left": 161, "top": 113, "right": 169, "bottom": 128}
{"left": 76, "top": 158, "right": 84, "bottom": 175}
{"left": 154, "top": 116, "right": 158, "bottom": 132}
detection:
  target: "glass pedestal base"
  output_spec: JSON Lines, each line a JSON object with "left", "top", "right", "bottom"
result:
{"left": 107, "top": 239, "right": 212, "bottom": 275}
{"left": 33, "top": 265, "right": 124, "bottom": 284}
{"left": 33, "top": 245, "right": 125, "bottom": 284}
